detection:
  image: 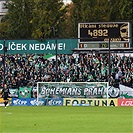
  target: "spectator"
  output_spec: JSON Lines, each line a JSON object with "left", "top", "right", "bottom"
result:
{"left": 0, "top": 53, "right": 133, "bottom": 89}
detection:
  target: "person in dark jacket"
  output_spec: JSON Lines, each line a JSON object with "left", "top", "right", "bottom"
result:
{"left": 1, "top": 84, "right": 10, "bottom": 108}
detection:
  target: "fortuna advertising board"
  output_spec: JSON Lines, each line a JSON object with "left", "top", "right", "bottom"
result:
{"left": 63, "top": 98, "right": 118, "bottom": 106}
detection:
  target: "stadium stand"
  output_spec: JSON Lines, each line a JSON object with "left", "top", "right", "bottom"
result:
{"left": 0, "top": 53, "right": 133, "bottom": 90}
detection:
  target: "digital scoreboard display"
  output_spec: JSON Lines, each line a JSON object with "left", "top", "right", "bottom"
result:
{"left": 78, "top": 42, "right": 130, "bottom": 49}
{"left": 78, "top": 22, "right": 131, "bottom": 49}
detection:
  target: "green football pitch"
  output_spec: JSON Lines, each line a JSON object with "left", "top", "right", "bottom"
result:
{"left": 0, "top": 106, "right": 133, "bottom": 133}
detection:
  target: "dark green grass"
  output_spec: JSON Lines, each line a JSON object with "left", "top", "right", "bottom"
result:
{"left": 0, "top": 106, "right": 133, "bottom": 133}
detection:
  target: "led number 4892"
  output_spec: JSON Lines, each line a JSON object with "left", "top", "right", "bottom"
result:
{"left": 88, "top": 29, "right": 108, "bottom": 37}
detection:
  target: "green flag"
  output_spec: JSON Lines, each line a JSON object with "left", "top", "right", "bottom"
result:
{"left": 18, "top": 87, "right": 32, "bottom": 98}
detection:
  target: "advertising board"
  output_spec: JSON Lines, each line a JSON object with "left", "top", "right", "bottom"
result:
{"left": 0, "top": 39, "right": 78, "bottom": 54}
{"left": 12, "top": 98, "right": 63, "bottom": 106}
{"left": 0, "top": 98, "right": 12, "bottom": 106}
{"left": 63, "top": 98, "right": 118, "bottom": 106}
{"left": 12, "top": 98, "right": 45, "bottom": 106}
{"left": 118, "top": 98, "right": 133, "bottom": 106}
{"left": 46, "top": 98, "right": 63, "bottom": 106}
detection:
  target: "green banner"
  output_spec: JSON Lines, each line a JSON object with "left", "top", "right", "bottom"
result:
{"left": 0, "top": 39, "right": 78, "bottom": 54}
{"left": 37, "top": 82, "right": 108, "bottom": 98}
{"left": 19, "top": 87, "right": 32, "bottom": 98}
{"left": 9, "top": 88, "right": 18, "bottom": 98}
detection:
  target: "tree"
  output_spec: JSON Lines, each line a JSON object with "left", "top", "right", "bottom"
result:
{"left": 31, "top": 0, "right": 67, "bottom": 38}
{"left": 68, "top": 0, "right": 95, "bottom": 37}
{"left": 0, "top": 0, "right": 132, "bottom": 39}
{"left": 68, "top": 0, "right": 132, "bottom": 37}
{"left": 0, "top": 21, "right": 9, "bottom": 39}
{"left": 107, "top": 0, "right": 132, "bottom": 21}
{"left": 1, "top": 0, "right": 34, "bottom": 39}
{"left": 92, "top": 0, "right": 111, "bottom": 21}
{"left": 0, "top": 0, "right": 67, "bottom": 39}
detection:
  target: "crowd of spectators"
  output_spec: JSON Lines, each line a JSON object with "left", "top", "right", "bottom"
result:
{"left": 0, "top": 53, "right": 133, "bottom": 89}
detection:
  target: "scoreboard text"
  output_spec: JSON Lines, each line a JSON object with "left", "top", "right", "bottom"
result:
{"left": 78, "top": 22, "right": 130, "bottom": 43}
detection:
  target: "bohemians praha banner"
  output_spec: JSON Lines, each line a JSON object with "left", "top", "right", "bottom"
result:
{"left": 37, "top": 82, "right": 109, "bottom": 98}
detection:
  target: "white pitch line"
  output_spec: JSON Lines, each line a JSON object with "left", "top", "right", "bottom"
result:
{"left": 2, "top": 112, "right": 12, "bottom": 115}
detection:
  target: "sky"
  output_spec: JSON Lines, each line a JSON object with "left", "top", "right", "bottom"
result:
{"left": 63, "top": 0, "right": 72, "bottom": 4}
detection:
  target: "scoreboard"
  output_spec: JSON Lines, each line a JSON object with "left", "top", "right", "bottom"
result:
{"left": 78, "top": 42, "right": 129, "bottom": 49}
{"left": 78, "top": 22, "right": 131, "bottom": 49}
